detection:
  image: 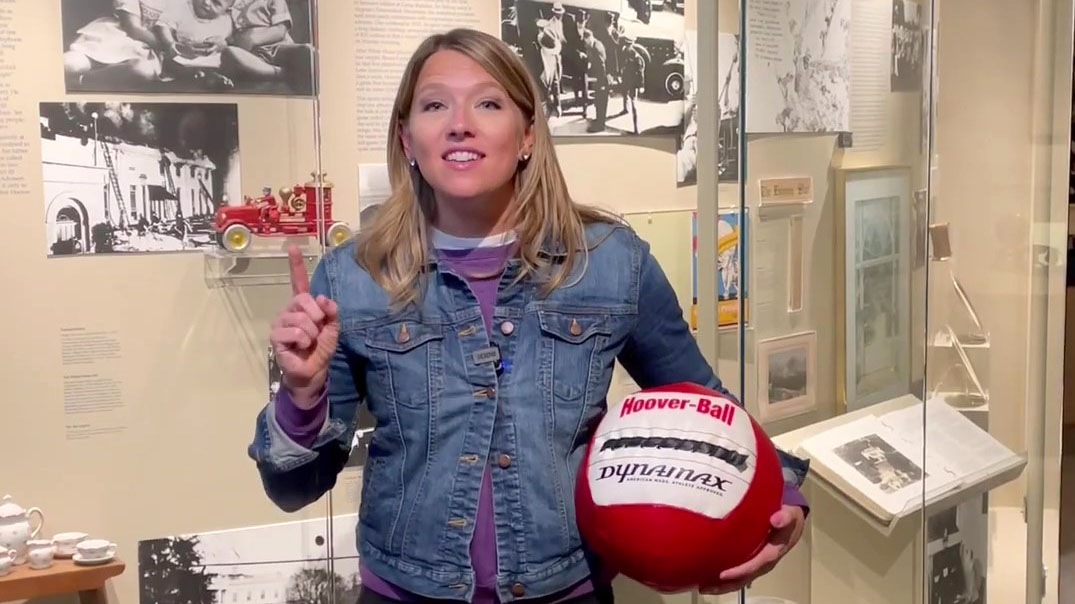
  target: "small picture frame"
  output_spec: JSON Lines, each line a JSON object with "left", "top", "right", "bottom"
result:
{"left": 757, "top": 331, "right": 817, "bottom": 422}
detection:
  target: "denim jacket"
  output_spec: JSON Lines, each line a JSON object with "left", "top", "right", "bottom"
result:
{"left": 247, "top": 221, "right": 809, "bottom": 602}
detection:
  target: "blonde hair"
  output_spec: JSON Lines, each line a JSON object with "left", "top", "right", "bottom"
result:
{"left": 354, "top": 27, "right": 619, "bottom": 310}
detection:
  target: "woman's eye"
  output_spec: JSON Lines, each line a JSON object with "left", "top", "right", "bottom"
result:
{"left": 422, "top": 101, "right": 444, "bottom": 111}
{"left": 480, "top": 100, "right": 502, "bottom": 109}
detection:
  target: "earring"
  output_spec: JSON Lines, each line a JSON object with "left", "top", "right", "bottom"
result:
{"left": 409, "top": 158, "right": 417, "bottom": 168}
{"left": 520, "top": 153, "right": 530, "bottom": 162}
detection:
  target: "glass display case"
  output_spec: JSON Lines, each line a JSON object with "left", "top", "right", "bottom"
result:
{"left": 692, "top": 1, "right": 1072, "bottom": 604}
{"left": 1, "top": 1, "right": 1071, "bottom": 604}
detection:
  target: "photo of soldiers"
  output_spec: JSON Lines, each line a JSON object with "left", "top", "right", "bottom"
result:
{"left": 501, "top": 0, "right": 686, "bottom": 136}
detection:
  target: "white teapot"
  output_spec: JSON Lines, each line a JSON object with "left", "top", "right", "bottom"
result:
{"left": 0, "top": 495, "right": 44, "bottom": 565}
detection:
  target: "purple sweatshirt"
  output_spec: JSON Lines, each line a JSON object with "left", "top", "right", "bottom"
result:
{"left": 274, "top": 229, "right": 808, "bottom": 603}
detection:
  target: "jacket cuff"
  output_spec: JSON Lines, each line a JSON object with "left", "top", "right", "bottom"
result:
{"left": 274, "top": 386, "right": 328, "bottom": 449}
{"left": 781, "top": 483, "right": 810, "bottom": 517}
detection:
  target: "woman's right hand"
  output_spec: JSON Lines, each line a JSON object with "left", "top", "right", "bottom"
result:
{"left": 270, "top": 246, "right": 340, "bottom": 409}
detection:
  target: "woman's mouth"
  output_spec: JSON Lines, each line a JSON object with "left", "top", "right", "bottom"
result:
{"left": 442, "top": 149, "right": 485, "bottom": 170}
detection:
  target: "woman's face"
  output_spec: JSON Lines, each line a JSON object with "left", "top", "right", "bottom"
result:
{"left": 400, "top": 49, "right": 533, "bottom": 208}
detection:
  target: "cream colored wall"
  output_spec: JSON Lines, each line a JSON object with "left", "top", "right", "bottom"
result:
{"left": 929, "top": 0, "right": 1043, "bottom": 509}
{"left": 5, "top": 2, "right": 331, "bottom": 604}
{"left": 2, "top": 2, "right": 703, "bottom": 604}
{"left": 3, "top": 1, "right": 1065, "bottom": 604}
{"left": 928, "top": 3, "right": 1071, "bottom": 602}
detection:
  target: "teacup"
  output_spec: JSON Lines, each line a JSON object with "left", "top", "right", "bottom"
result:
{"left": 75, "top": 539, "right": 116, "bottom": 561}
{"left": 52, "top": 532, "right": 87, "bottom": 558}
{"left": 26, "top": 539, "right": 55, "bottom": 570}
{"left": 0, "top": 546, "right": 15, "bottom": 576}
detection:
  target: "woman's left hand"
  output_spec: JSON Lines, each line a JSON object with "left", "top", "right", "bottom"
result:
{"left": 699, "top": 505, "right": 807, "bottom": 595}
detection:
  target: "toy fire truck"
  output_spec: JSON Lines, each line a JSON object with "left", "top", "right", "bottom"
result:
{"left": 213, "top": 172, "right": 352, "bottom": 252}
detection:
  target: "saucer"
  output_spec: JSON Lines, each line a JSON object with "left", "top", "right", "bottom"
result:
{"left": 73, "top": 553, "right": 114, "bottom": 566}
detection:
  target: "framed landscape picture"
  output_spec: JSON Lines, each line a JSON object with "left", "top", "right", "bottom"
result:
{"left": 757, "top": 331, "right": 817, "bottom": 422}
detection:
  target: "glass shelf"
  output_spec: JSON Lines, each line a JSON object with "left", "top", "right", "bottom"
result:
{"left": 203, "top": 247, "right": 320, "bottom": 289}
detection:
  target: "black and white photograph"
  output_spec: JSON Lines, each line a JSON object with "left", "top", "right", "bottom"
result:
{"left": 268, "top": 339, "right": 373, "bottom": 470}
{"left": 768, "top": 347, "right": 808, "bottom": 404}
{"left": 675, "top": 29, "right": 697, "bottom": 186}
{"left": 745, "top": 0, "right": 851, "bottom": 133}
{"left": 834, "top": 433, "right": 925, "bottom": 494}
{"left": 676, "top": 30, "right": 739, "bottom": 187}
{"left": 756, "top": 331, "right": 816, "bottom": 422}
{"left": 501, "top": 0, "right": 686, "bottom": 136}
{"left": 268, "top": 345, "right": 282, "bottom": 404}
{"left": 926, "top": 498, "right": 988, "bottom": 604}
{"left": 891, "top": 0, "right": 924, "bottom": 92}
{"left": 40, "top": 101, "right": 241, "bottom": 257}
{"left": 715, "top": 32, "right": 740, "bottom": 183}
{"left": 346, "top": 406, "right": 378, "bottom": 469}
{"left": 138, "top": 515, "right": 361, "bottom": 604}
{"left": 60, "top": 0, "right": 317, "bottom": 96}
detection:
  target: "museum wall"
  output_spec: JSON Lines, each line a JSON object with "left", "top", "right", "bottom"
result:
{"left": 1, "top": 0, "right": 1061, "bottom": 604}
{"left": 4, "top": 1, "right": 332, "bottom": 602}
{"left": 1, "top": 1, "right": 706, "bottom": 604}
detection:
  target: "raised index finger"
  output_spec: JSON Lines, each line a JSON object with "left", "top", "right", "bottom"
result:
{"left": 288, "top": 245, "right": 309, "bottom": 295}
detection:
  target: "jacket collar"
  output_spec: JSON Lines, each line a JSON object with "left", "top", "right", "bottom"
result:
{"left": 424, "top": 233, "right": 569, "bottom": 268}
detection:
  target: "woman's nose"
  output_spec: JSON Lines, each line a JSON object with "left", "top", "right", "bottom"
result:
{"left": 447, "top": 107, "right": 474, "bottom": 139}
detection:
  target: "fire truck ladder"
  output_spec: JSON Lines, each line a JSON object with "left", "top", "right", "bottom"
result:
{"left": 161, "top": 157, "right": 184, "bottom": 221}
{"left": 199, "top": 179, "right": 215, "bottom": 212}
{"left": 100, "top": 141, "right": 127, "bottom": 229}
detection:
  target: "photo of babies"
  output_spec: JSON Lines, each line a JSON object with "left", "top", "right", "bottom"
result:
{"left": 60, "top": 0, "right": 317, "bottom": 96}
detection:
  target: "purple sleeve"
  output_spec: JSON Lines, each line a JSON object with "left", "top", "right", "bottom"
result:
{"left": 274, "top": 386, "right": 328, "bottom": 449}
{"left": 782, "top": 483, "right": 809, "bottom": 517}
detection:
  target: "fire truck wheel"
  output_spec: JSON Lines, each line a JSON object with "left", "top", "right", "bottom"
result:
{"left": 327, "top": 222, "right": 352, "bottom": 247}
{"left": 223, "top": 224, "right": 252, "bottom": 252}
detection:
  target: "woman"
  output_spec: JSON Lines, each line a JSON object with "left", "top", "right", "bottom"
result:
{"left": 248, "top": 27, "right": 808, "bottom": 604}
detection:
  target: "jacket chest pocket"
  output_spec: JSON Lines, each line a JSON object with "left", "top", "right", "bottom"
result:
{"left": 537, "top": 310, "right": 614, "bottom": 401}
{"left": 364, "top": 322, "right": 445, "bottom": 410}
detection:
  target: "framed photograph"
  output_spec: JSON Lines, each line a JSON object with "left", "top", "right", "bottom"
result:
{"left": 834, "top": 166, "right": 913, "bottom": 412}
{"left": 757, "top": 331, "right": 817, "bottom": 422}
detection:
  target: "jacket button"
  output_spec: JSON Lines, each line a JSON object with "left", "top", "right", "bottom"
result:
{"left": 511, "top": 583, "right": 525, "bottom": 597}
{"left": 498, "top": 454, "right": 511, "bottom": 468}
{"left": 569, "top": 318, "right": 582, "bottom": 336}
{"left": 500, "top": 320, "right": 515, "bottom": 335}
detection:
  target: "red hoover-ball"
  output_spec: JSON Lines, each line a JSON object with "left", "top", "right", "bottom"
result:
{"left": 575, "top": 382, "right": 784, "bottom": 593}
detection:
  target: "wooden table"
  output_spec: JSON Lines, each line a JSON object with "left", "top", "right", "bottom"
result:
{"left": 0, "top": 558, "right": 124, "bottom": 603}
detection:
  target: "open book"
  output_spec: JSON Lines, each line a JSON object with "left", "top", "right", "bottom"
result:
{"left": 795, "top": 395, "right": 1020, "bottom": 522}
